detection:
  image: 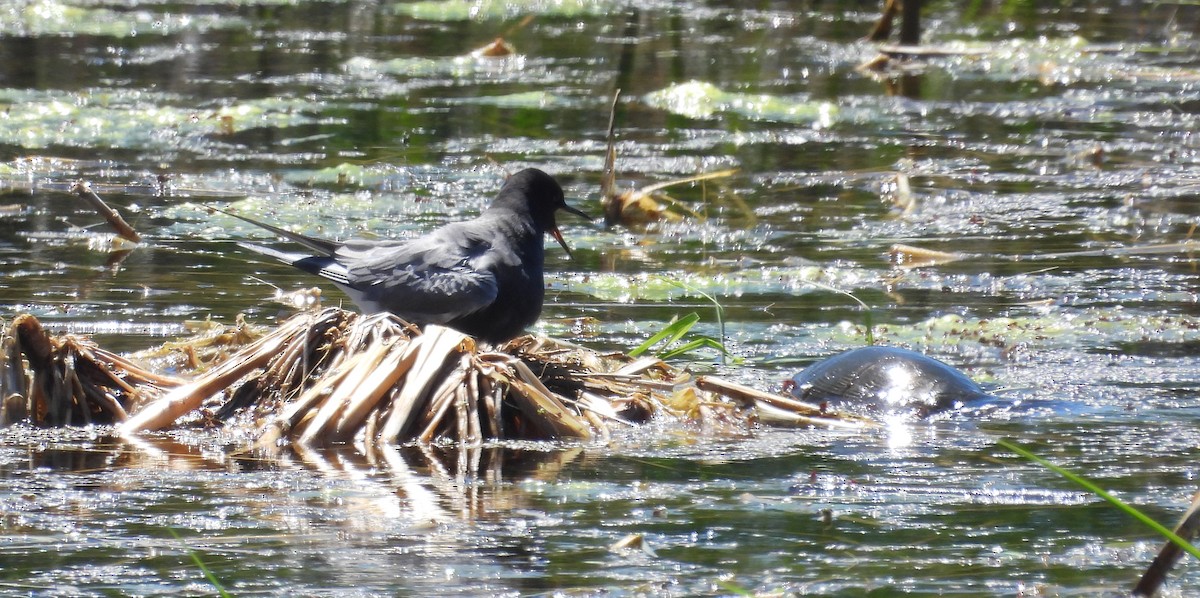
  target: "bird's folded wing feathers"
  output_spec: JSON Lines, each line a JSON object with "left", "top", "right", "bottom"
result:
{"left": 351, "top": 261, "right": 499, "bottom": 324}
{"left": 335, "top": 237, "right": 412, "bottom": 261}
{"left": 345, "top": 228, "right": 501, "bottom": 323}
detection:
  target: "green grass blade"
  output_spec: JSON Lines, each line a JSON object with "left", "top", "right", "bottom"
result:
{"left": 997, "top": 438, "right": 1200, "bottom": 560}
{"left": 801, "top": 279, "right": 875, "bottom": 345}
{"left": 166, "top": 528, "right": 232, "bottom": 597}
{"left": 660, "top": 312, "right": 701, "bottom": 347}
{"left": 658, "top": 336, "right": 730, "bottom": 360}
{"left": 713, "top": 578, "right": 755, "bottom": 597}
{"left": 663, "top": 278, "right": 727, "bottom": 363}
{"left": 628, "top": 313, "right": 700, "bottom": 357}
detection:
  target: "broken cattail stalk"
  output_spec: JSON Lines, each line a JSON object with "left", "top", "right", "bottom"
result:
{"left": 1133, "top": 492, "right": 1200, "bottom": 597}
{"left": 414, "top": 357, "right": 473, "bottom": 443}
{"left": 464, "top": 366, "right": 482, "bottom": 444}
{"left": 8, "top": 307, "right": 874, "bottom": 446}
{"left": 94, "top": 390, "right": 129, "bottom": 421}
{"left": 71, "top": 180, "right": 141, "bottom": 244}
{"left": 12, "top": 315, "right": 57, "bottom": 373}
{"left": 258, "top": 357, "right": 361, "bottom": 448}
{"left": 695, "top": 375, "right": 874, "bottom": 429}
{"left": 1, "top": 328, "right": 28, "bottom": 400}
{"left": 890, "top": 243, "right": 969, "bottom": 269}
{"left": 377, "top": 326, "right": 469, "bottom": 443}
{"left": 505, "top": 358, "right": 595, "bottom": 439}
{"left": 330, "top": 338, "right": 422, "bottom": 442}
{"left": 118, "top": 325, "right": 294, "bottom": 433}
{"left": 454, "top": 384, "right": 471, "bottom": 445}
{"left": 64, "top": 354, "right": 90, "bottom": 425}
{"left": 14, "top": 314, "right": 68, "bottom": 425}
{"left": 754, "top": 399, "right": 869, "bottom": 430}
{"left": 485, "top": 380, "right": 503, "bottom": 439}
{"left": 417, "top": 376, "right": 460, "bottom": 443}
{"left": 297, "top": 338, "right": 396, "bottom": 445}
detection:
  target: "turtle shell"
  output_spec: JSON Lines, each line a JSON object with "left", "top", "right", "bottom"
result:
{"left": 789, "top": 346, "right": 990, "bottom": 418}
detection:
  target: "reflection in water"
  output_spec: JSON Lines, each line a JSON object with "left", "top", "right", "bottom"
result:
{"left": 112, "top": 434, "right": 588, "bottom": 526}
{"left": 881, "top": 413, "right": 914, "bottom": 448}
{"left": 0, "top": 430, "right": 589, "bottom": 595}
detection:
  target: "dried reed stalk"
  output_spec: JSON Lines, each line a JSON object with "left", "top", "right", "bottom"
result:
{"left": 118, "top": 314, "right": 308, "bottom": 434}
{"left": 71, "top": 180, "right": 141, "bottom": 243}
{"left": 6, "top": 315, "right": 175, "bottom": 426}
{"left": 377, "top": 326, "right": 470, "bottom": 443}
{"left": 696, "top": 375, "right": 873, "bottom": 430}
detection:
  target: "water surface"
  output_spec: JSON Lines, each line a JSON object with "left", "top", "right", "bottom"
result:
{"left": 2, "top": 1, "right": 1200, "bottom": 595}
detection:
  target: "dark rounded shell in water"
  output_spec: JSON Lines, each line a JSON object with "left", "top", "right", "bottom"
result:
{"left": 789, "top": 346, "right": 990, "bottom": 418}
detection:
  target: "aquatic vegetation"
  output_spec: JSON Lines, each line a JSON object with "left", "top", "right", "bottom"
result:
{"left": 394, "top": 0, "right": 611, "bottom": 20}
{"left": 2, "top": 0, "right": 246, "bottom": 37}
{"left": 343, "top": 53, "right": 527, "bottom": 81}
{"left": 165, "top": 528, "right": 232, "bottom": 598}
{"left": 629, "top": 312, "right": 728, "bottom": 362}
{"left": 72, "top": 181, "right": 140, "bottom": 243}
{"left": 163, "top": 169, "right": 521, "bottom": 251}
{"left": 1, "top": 314, "right": 178, "bottom": 426}
{"left": 557, "top": 266, "right": 869, "bottom": 303}
{"left": 644, "top": 81, "right": 838, "bottom": 126}
{"left": 0, "top": 89, "right": 327, "bottom": 152}
{"left": 168, "top": 194, "right": 417, "bottom": 242}
{"left": 601, "top": 90, "right": 741, "bottom": 226}
{"left": 3, "top": 309, "right": 860, "bottom": 444}
{"left": 1000, "top": 438, "right": 1200, "bottom": 551}
{"left": 130, "top": 315, "right": 266, "bottom": 375}
{"left": 3, "top": 1, "right": 1200, "bottom": 594}
{"left": 837, "top": 310, "right": 1200, "bottom": 354}
{"left": 997, "top": 437, "right": 1200, "bottom": 596}
{"left": 280, "top": 162, "right": 414, "bottom": 189}
{"left": 0, "top": 156, "right": 91, "bottom": 179}
{"left": 444, "top": 90, "right": 567, "bottom": 108}
{"left": 878, "top": 36, "right": 1200, "bottom": 87}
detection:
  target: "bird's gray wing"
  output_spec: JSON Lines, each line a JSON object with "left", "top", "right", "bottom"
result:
{"left": 340, "top": 226, "right": 500, "bottom": 323}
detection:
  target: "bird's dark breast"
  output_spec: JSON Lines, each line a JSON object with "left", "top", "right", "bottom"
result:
{"left": 789, "top": 346, "right": 992, "bottom": 418}
{"left": 450, "top": 260, "right": 543, "bottom": 344}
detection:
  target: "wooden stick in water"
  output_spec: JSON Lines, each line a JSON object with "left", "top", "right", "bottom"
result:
{"left": 1133, "top": 492, "right": 1200, "bottom": 597}
{"left": 695, "top": 375, "right": 875, "bottom": 428}
{"left": 71, "top": 180, "right": 141, "bottom": 243}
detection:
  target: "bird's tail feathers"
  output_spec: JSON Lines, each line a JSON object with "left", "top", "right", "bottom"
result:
{"left": 237, "top": 241, "right": 349, "bottom": 284}
{"left": 207, "top": 204, "right": 341, "bottom": 256}
{"left": 237, "top": 241, "right": 311, "bottom": 266}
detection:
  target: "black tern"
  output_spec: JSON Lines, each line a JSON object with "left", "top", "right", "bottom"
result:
{"left": 213, "top": 168, "right": 590, "bottom": 343}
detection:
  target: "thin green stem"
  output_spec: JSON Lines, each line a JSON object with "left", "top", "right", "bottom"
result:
{"left": 801, "top": 279, "right": 875, "bottom": 345}
{"left": 997, "top": 438, "right": 1200, "bottom": 561}
{"left": 166, "top": 528, "right": 232, "bottom": 597}
{"left": 663, "top": 278, "right": 727, "bottom": 364}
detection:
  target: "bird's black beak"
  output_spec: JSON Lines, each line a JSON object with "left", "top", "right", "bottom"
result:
{"left": 562, "top": 204, "right": 592, "bottom": 222}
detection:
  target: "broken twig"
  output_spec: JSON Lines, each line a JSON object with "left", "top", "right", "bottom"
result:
{"left": 71, "top": 180, "right": 141, "bottom": 243}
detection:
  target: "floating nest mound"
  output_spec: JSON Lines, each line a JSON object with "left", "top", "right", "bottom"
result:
{"left": 0, "top": 308, "right": 868, "bottom": 447}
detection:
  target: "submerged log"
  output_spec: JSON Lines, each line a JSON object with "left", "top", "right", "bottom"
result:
{"left": 3, "top": 309, "right": 866, "bottom": 447}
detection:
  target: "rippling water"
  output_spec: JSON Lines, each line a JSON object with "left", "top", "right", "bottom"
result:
{"left": 2, "top": 1, "right": 1200, "bottom": 595}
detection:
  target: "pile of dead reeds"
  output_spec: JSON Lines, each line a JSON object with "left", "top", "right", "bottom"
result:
{"left": 0, "top": 315, "right": 178, "bottom": 426}
{"left": 1, "top": 308, "right": 869, "bottom": 446}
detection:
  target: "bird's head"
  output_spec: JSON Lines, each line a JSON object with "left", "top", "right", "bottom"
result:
{"left": 495, "top": 168, "right": 592, "bottom": 258}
